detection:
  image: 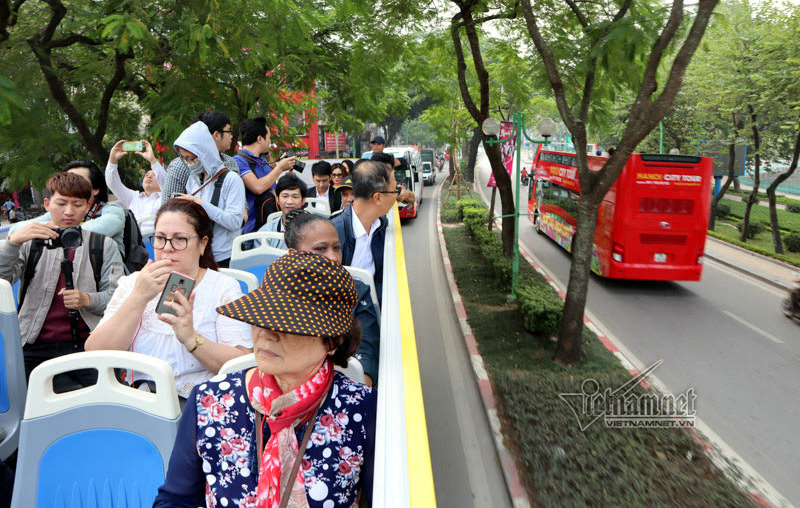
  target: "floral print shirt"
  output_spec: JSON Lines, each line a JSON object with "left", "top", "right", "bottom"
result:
{"left": 153, "top": 370, "right": 376, "bottom": 508}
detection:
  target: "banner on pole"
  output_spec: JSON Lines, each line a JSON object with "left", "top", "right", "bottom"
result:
{"left": 487, "top": 121, "right": 516, "bottom": 188}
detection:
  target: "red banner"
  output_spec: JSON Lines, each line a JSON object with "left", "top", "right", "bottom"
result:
{"left": 487, "top": 121, "right": 516, "bottom": 188}
{"left": 325, "top": 132, "right": 347, "bottom": 152}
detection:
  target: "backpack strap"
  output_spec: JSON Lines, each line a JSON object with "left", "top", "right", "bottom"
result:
{"left": 18, "top": 241, "right": 44, "bottom": 310}
{"left": 88, "top": 232, "right": 104, "bottom": 291}
{"left": 211, "top": 169, "right": 230, "bottom": 208}
{"left": 235, "top": 150, "right": 258, "bottom": 172}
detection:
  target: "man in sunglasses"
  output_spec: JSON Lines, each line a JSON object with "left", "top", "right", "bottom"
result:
{"left": 331, "top": 159, "right": 397, "bottom": 303}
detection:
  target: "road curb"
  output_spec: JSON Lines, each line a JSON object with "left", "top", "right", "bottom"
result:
{"left": 435, "top": 190, "right": 531, "bottom": 508}
{"left": 704, "top": 252, "right": 794, "bottom": 292}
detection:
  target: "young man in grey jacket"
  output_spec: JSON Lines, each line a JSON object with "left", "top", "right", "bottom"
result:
{"left": 0, "top": 172, "right": 124, "bottom": 389}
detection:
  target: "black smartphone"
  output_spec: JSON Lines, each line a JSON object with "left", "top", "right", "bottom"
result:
{"left": 155, "top": 272, "right": 196, "bottom": 316}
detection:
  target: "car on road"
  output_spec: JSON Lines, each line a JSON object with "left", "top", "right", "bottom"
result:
{"left": 422, "top": 162, "right": 436, "bottom": 185}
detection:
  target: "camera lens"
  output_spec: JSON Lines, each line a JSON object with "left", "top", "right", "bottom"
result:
{"left": 60, "top": 227, "right": 82, "bottom": 249}
{"left": 294, "top": 160, "right": 306, "bottom": 171}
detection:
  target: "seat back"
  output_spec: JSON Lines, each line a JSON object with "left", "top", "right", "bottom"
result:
{"left": 141, "top": 229, "right": 156, "bottom": 261}
{"left": 11, "top": 351, "right": 181, "bottom": 508}
{"left": 230, "top": 232, "right": 288, "bottom": 283}
{"left": 304, "top": 198, "right": 331, "bottom": 216}
{"left": 217, "top": 353, "right": 257, "bottom": 377}
{"left": 136, "top": 215, "right": 157, "bottom": 229}
{"left": 0, "top": 279, "right": 25, "bottom": 460}
{"left": 218, "top": 268, "right": 259, "bottom": 293}
{"left": 218, "top": 353, "right": 364, "bottom": 383}
{"left": 345, "top": 266, "right": 380, "bottom": 320}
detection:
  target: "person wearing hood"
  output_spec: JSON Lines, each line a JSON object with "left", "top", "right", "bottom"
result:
{"left": 172, "top": 121, "right": 246, "bottom": 267}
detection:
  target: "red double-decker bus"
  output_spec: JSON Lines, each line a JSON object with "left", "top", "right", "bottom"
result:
{"left": 527, "top": 148, "right": 713, "bottom": 281}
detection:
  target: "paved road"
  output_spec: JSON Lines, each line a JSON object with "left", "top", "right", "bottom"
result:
{"left": 402, "top": 177, "right": 513, "bottom": 508}
{"left": 473, "top": 149, "right": 799, "bottom": 506}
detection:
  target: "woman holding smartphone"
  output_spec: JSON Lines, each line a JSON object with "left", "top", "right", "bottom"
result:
{"left": 86, "top": 199, "right": 252, "bottom": 398}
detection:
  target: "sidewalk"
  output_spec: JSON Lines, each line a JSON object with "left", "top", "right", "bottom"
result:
{"left": 704, "top": 236, "right": 798, "bottom": 290}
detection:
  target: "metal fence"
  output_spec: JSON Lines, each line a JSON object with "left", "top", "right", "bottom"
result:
{"left": 740, "top": 174, "right": 800, "bottom": 197}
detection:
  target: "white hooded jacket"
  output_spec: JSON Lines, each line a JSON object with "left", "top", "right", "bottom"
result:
{"left": 174, "top": 121, "right": 245, "bottom": 261}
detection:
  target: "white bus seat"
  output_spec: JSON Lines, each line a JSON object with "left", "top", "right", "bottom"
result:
{"left": 217, "top": 353, "right": 257, "bottom": 377}
{"left": 0, "top": 279, "right": 25, "bottom": 461}
{"left": 304, "top": 198, "right": 331, "bottom": 216}
{"left": 345, "top": 266, "right": 380, "bottom": 320}
{"left": 219, "top": 268, "right": 259, "bottom": 293}
{"left": 230, "top": 232, "right": 288, "bottom": 284}
{"left": 218, "top": 353, "right": 365, "bottom": 384}
{"left": 338, "top": 357, "right": 365, "bottom": 384}
{"left": 265, "top": 211, "right": 282, "bottom": 227}
{"left": 11, "top": 351, "right": 181, "bottom": 508}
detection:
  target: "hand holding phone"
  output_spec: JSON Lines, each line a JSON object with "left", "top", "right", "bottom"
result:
{"left": 122, "top": 140, "right": 144, "bottom": 152}
{"left": 155, "top": 272, "right": 196, "bottom": 316}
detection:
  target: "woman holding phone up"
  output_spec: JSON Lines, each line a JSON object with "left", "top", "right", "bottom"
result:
{"left": 86, "top": 199, "right": 252, "bottom": 398}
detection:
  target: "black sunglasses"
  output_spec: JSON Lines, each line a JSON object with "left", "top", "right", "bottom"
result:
{"left": 377, "top": 185, "right": 402, "bottom": 196}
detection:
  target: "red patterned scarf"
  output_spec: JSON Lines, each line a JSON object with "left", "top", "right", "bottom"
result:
{"left": 248, "top": 360, "right": 333, "bottom": 508}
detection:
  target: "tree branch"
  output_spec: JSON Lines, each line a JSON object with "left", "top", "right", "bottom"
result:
{"left": 95, "top": 49, "right": 131, "bottom": 141}
{"left": 450, "top": 11, "right": 480, "bottom": 121}
{"left": 0, "top": 0, "right": 28, "bottom": 43}
{"left": 563, "top": 0, "right": 588, "bottom": 28}
{"left": 519, "top": 0, "right": 577, "bottom": 133}
{"left": 49, "top": 33, "right": 101, "bottom": 48}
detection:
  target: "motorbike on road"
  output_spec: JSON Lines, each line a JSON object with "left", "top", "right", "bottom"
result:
{"left": 782, "top": 280, "right": 800, "bottom": 324}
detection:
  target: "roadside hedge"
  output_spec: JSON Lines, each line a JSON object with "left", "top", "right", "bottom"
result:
{"left": 516, "top": 281, "right": 563, "bottom": 336}
{"left": 456, "top": 198, "right": 565, "bottom": 335}
{"left": 461, "top": 205, "right": 512, "bottom": 285}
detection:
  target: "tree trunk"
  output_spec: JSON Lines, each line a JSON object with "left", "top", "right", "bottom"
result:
{"left": 733, "top": 176, "right": 741, "bottom": 193}
{"left": 708, "top": 115, "right": 740, "bottom": 230}
{"left": 464, "top": 126, "right": 481, "bottom": 183}
{"left": 767, "top": 123, "right": 800, "bottom": 254}
{"left": 740, "top": 106, "right": 760, "bottom": 242}
{"left": 554, "top": 199, "right": 599, "bottom": 364}
{"left": 484, "top": 139, "right": 515, "bottom": 256}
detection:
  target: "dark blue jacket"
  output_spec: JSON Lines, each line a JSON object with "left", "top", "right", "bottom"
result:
{"left": 331, "top": 206, "right": 388, "bottom": 304}
{"left": 353, "top": 280, "right": 380, "bottom": 381}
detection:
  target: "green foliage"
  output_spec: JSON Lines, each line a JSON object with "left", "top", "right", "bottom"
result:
{"left": 721, "top": 198, "right": 800, "bottom": 233}
{"left": 784, "top": 234, "right": 800, "bottom": 253}
{"left": 786, "top": 203, "right": 800, "bottom": 214}
{"left": 707, "top": 231, "right": 800, "bottom": 268}
{"left": 455, "top": 198, "right": 484, "bottom": 220}
{"left": 461, "top": 205, "right": 512, "bottom": 285}
{"left": 516, "top": 281, "right": 563, "bottom": 336}
{"left": 715, "top": 203, "right": 731, "bottom": 219}
{"left": 737, "top": 221, "right": 765, "bottom": 239}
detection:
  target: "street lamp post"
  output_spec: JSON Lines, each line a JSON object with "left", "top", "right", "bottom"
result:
{"left": 482, "top": 113, "right": 555, "bottom": 298}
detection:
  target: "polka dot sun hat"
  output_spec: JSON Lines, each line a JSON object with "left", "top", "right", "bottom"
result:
{"left": 216, "top": 250, "right": 358, "bottom": 337}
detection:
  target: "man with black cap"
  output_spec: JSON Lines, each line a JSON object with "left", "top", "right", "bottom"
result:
{"left": 330, "top": 175, "right": 354, "bottom": 219}
{"left": 360, "top": 135, "right": 385, "bottom": 159}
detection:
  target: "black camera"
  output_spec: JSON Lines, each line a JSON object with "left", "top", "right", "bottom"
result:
{"left": 34, "top": 226, "right": 83, "bottom": 250}
{"left": 283, "top": 152, "right": 306, "bottom": 173}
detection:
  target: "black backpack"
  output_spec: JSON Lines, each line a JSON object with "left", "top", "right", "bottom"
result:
{"left": 235, "top": 151, "right": 277, "bottom": 230}
{"left": 121, "top": 208, "right": 149, "bottom": 273}
{"left": 18, "top": 232, "right": 105, "bottom": 309}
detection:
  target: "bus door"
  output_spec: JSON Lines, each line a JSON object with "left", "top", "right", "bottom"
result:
{"left": 611, "top": 154, "right": 713, "bottom": 280}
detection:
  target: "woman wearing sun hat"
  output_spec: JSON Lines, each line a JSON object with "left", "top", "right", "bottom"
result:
{"left": 154, "top": 250, "right": 376, "bottom": 508}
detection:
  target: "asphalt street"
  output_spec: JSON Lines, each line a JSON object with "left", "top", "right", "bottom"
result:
{"left": 473, "top": 148, "right": 800, "bottom": 506}
{"left": 401, "top": 177, "right": 513, "bottom": 508}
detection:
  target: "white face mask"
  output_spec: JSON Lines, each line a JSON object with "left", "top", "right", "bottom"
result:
{"left": 187, "top": 160, "right": 204, "bottom": 177}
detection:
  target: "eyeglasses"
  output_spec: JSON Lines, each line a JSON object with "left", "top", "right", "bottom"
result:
{"left": 150, "top": 235, "right": 200, "bottom": 251}
{"left": 377, "top": 186, "right": 402, "bottom": 196}
{"left": 332, "top": 173, "right": 343, "bottom": 178}
{"left": 220, "top": 130, "right": 233, "bottom": 134}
